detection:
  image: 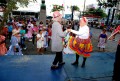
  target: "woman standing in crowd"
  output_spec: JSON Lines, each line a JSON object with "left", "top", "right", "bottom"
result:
{"left": 0, "top": 35, "right": 7, "bottom": 55}
{"left": 47, "top": 25, "right": 52, "bottom": 47}
{"left": 42, "top": 27, "right": 48, "bottom": 51}
{"left": 51, "top": 11, "right": 67, "bottom": 69}
{"left": 2, "top": 25, "right": 8, "bottom": 39}
{"left": 67, "top": 17, "right": 92, "bottom": 67}
{"left": 32, "top": 24, "right": 39, "bottom": 46}
{"left": 26, "top": 22, "right": 33, "bottom": 41}
{"left": 97, "top": 29, "right": 107, "bottom": 51}
{"left": 36, "top": 30, "right": 44, "bottom": 54}
{"left": 6, "top": 29, "right": 23, "bottom": 55}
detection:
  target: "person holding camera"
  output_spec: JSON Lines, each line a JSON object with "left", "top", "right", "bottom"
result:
{"left": 108, "top": 25, "right": 120, "bottom": 81}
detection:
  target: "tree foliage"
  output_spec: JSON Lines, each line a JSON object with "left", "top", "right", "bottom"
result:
{"left": 116, "top": 14, "right": 120, "bottom": 20}
{"left": 97, "top": 0, "right": 118, "bottom": 8}
{"left": 51, "top": 4, "right": 64, "bottom": 12}
{"left": 85, "top": 8, "right": 107, "bottom": 18}
{"left": 70, "top": 5, "right": 79, "bottom": 11}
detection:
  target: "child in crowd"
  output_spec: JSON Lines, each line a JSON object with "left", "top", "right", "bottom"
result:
{"left": 42, "top": 27, "right": 48, "bottom": 51}
{"left": 89, "top": 29, "right": 92, "bottom": 39}
{"left": 32, "top": 24, "right": 39, "bottom": 46}
{"left": 20, "top": 26, "right": 26, "bottom": 50}
{"left": 97, "top": 29, "right": 107, "bottom": 51}
{"left": 6, "top": 29, "right": 23, "bottom": 55}
{"left": 36, "top": 30, "right": 44, "bottom": 54}
{"left": 8, "top": 23, "right": 13, "bottom": 39}
{"left": 26, "top": 25, "right": 33, "bottom": 41}
{"left": 39, "top": 21, "right": 43, "bottom": 30}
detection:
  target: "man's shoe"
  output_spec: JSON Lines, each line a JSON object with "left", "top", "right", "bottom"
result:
{"left": 59, "top": 62, "right": 65, "bottom": 66}
{"left": 71, "top": 62, "right": 78, "bottom": 65}
{"left": 51, "top": 65, "right": 59, "bottom": 70}
{"left": 112, "top": 78, "right": 116, "bottom": 81}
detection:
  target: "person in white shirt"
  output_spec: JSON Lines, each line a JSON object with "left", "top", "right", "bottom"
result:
{"left": 17, "top": 22, "right": 23, "bottom": 28}
{"left": 67, "top": 17, "right": 93, "bottom": 67}
{"left": 42, "top": 27, "right": 48, "bottom": 51}
{"left": 36, "top": 30, "right": 44, "bottom": 54}
{"left": 27, "top": 21, "right": 34, "bottom": 28}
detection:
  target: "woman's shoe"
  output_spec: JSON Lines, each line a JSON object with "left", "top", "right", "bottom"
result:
{"left": 81, "top": 64, "right": 85, "bottom": 68}
{"left": 71, "top": 61, "right": 78, "bottom": 65}
{"left": 81, "top": 62, "right": 85, "bottom": 68}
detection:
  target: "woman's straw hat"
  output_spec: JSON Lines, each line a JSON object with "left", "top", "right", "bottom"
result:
{"left": 12, "top": 29, "right": 20, "bottom": 35}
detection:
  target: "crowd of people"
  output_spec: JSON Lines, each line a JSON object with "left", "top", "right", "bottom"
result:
{"left": 0, "top": 16, "right": 52, "bottom": 55}
{"left": 0, "top": 15, "right": 79, "bottom": 55}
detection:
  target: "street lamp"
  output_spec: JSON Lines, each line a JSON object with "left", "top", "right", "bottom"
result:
{"left": 71, "top": 6, "right": 74, "bottom": 21}
{"left": 110, "top": 0, "right": 118, "bottom": 23}
{"left": 83, "top": 0, "right": 86, "bottom": 16}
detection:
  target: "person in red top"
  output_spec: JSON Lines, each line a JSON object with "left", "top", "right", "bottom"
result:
{"left": 0, "top": 35, "right": 7, "bottom": 55}
{"left": 1, "top": 26, "right": 8, "bottom": 43}
{"left": 47, "top": 25, "right": 52, "bottom": 47}
{"left": 101, "top": 22, "right": 104, "bottom": 28}
{"left": 32, "top": 24, "right": 39, "bottom": 46}
{"left": 2, "top": 26, "right": 8, "bottom": 38}
{"left": 108, "top": 25, "right": 120, "bottom": 81}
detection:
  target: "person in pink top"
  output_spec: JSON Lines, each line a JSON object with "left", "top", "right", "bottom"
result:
{"left": 32, "top": 24, "right": 39, "bottom": 45}
{"left": 26, "top": 22, "right": 33, "bottom": 41}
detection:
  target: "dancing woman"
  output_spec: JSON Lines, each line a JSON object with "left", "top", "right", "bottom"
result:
{"left": 67, "top": 17, "right": 92, "bottom": 67}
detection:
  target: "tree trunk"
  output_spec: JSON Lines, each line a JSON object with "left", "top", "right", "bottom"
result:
{"left": 106, "top": 8, "right": 111, "bottom": 26}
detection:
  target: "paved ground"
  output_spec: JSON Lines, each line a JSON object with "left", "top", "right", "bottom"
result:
{"left": 0, "top": 52, "right": 115, "bottom": 81}
{"left": 90, "top": 27, "right": 119, "bottom": 53}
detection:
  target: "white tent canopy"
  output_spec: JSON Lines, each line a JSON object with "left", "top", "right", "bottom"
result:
{"left": 15, "top": 2, "right": 41, "bottom": 13}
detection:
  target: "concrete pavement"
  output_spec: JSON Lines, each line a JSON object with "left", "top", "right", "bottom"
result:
{"left": 90, "top": 27, "right": 119, "bottom": 52}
